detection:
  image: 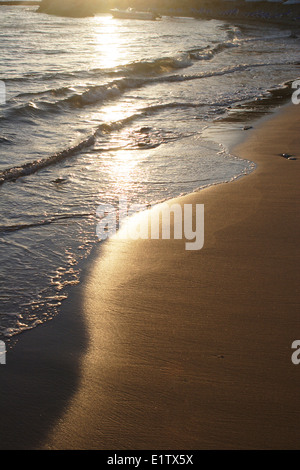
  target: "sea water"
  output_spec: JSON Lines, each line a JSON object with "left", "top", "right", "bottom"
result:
{"left": 0, "top": 5, "right": 299, "bottom": 338}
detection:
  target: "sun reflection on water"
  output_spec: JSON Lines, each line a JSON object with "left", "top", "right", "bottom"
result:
{"left": 90, "top": 15, "right": 128, "bottom": 70}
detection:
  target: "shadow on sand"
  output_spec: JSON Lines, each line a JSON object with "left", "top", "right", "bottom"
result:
{"left": 0, "top": 277, "right": 89, "bottom": 450}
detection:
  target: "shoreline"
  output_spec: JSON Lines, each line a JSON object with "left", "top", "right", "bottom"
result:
{"left": 0, "top": 101, "right": 299, "bottom": 449}
{"left": 44, "top": 102, "right": 299, "bottom": 449}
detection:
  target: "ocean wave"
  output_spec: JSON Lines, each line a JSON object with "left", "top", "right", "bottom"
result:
{"left": 4, "top": 39, "right": 239, "bottom": 112}
{"left": 0, "top": 134, "right": 96, "bottom": 184}
{"left": 0, "top": 68, "right": 294, "bottom": 185}
{"left": 2, "top": 61, "right": 283, "bottom": 121}
{"left": 8, "top": 100, "right": 58, "bottom": 118}
{"left": 4, "top": 29, "right": 296, "bottom": 89}
{"left": 0, "top": 97, "right": 224, "bottom": 185}
{"left": 0, "top": 136, "right": 12, "bottom": 144}
{"left": 8, "top": 40, "right": 237, "bottom": 85}
{"left": 188, "top": 41, "right": 238, "bottom": 60}
{"left": 0, "top": 213, "right": 94, "bottom": 234}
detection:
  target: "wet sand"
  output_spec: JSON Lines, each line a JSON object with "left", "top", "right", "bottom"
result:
{"left": 42, "top": 103, "right": 300, "bottom": 449}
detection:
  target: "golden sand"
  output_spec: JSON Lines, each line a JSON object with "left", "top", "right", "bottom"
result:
{"left": 43, "top": 104, "right": 300, "bottom": 450}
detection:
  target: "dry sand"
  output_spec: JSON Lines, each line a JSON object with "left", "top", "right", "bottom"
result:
{"left": 39, "top": 103, "right": 300, "bottom": 450}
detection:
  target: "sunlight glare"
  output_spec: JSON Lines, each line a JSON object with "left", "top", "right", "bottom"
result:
{"left": 91, "top": 15, "right": 127, "bottom": 69}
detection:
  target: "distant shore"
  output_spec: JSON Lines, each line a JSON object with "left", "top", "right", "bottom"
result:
{"left": 162, "top": 2, "right": 300, "bottom": 26}
{"left": 9, "top": 0, "right": 299, "bottom": 25}
{"left": 3, "top": 0, "right": 300, "bottom": 26}
{"left": 0, "top": 1, "right": 40, "bottom": 5}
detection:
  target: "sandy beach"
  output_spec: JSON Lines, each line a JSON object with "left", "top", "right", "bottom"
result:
{"left": 1, "top": 102, "right": 299, "bottom": 450}
{"left": 43, "top": 102, "right": 299, "bottom": 450}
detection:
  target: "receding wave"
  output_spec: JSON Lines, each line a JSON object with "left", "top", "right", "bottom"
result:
{"left": 0, "top": 101, "right": 207, "bottom": 184}
{"left": 0, "top": 134, "right": 96, "bottom": 184}
{"left": 0, "top": 213, "right": 94, "bottom": 234}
